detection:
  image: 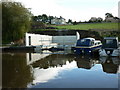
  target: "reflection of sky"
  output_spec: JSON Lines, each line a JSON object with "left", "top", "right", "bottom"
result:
{"left": 31, "top": 61, "right": 77, "bottom": 85}
{"left": 118, "top": 65, "right": 120, "bottom": 73}
{"left": 28, "top": 61, "right": 118, "bottom": 88}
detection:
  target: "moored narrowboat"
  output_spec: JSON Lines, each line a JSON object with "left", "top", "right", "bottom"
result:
{"left": 99, "top": 37, "right": 120, "bottom": 56}
{"left": 74, "top": 38, "right": 102, "bottom": 54}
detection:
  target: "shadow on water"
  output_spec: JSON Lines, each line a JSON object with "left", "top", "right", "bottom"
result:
{"left": 2, "top": 51, "right": 120, "bottom": 88}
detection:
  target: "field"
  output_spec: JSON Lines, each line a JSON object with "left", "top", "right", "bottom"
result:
{"left": 52, "top": 23, "right": 119, "bottom": 31}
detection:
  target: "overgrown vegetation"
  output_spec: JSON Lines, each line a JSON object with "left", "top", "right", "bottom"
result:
{"left": 2, "top": 2, "right": 32, "bottom": 44}
{"left": 99, "top": 31, "right": 120, "bottom": 41}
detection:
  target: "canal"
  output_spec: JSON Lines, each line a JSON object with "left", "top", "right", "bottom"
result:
{"left": 2, "top": 51, "right": 120, "bottom": 88}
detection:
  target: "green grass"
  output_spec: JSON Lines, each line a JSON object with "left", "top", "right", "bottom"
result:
{"left": 53, "top": 23, "right": 119, "bottom": 31}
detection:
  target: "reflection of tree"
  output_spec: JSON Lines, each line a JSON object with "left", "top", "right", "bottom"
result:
{"left": 31, "top": 54, "right": 74, "bottom": 69}
{"left": 2, "top": 53, "right": 33, "bottom": 88}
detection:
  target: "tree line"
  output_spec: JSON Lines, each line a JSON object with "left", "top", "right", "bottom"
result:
{"left": 32, "top": 14, "right": 54, "bottom": 24}
{"left": 32, "top": 13, "right": 119, "bottom": 25}
{"left": 32, "top": 15, "right": 66, "bottom": 24}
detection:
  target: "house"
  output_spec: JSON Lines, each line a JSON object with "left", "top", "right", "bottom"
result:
{"left": 89, "top": 17, "right": 103, "bottom": 22}
{"left": 51, "top": 17, "right": 66, "bottom": 25}
{"left": 89, "top": 17, "right": 97, "bottom": 22}
{"left": 105, "top": 17, "right": 119, "bottom": 22}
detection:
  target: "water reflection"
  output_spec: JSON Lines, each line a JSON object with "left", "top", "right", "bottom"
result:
{"left": 2, "top": 52, "right": 120, "bottom": 88}
{"left": 2, "top": 53, "right": 33, "bottom": 88}
{"left": 74, "top": 55, "right": 99, "bottom": 70}
{"left": 100, "top": 57, "right": 120, "bottom": 74}
{"left": 30, "top": 54, "right": 74, "bottom": 69}
{"left": 28, "top": 54, "right": 77, "bottom": 86}
{"left": 30, "top": 61, "right": 77, "bottom": 86}
{"left": 26, "top": 51, "right": 50, "bottom": 65}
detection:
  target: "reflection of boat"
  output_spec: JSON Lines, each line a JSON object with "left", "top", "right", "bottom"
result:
{"left": 99, "top": 37, "right": 120, "bottom": 56}
{"left": 99, "top": 57, "right": 120, "bottom": 64}
{"left": 75, "top": 56, "right": 97, "bottom": 70}
{"left": 99, "top": 57, "right": 120, "bottom": 74}
{"left": 74, "top": 38, "right": 102, "bottom": 54}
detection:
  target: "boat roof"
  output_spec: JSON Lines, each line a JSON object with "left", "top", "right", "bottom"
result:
{"left": 82, "top": 37, "right": 95, "bottom": 40}
{"left": 94, "top": 40, "right": 101, "bottom": 42}
{"left": 104, "top": 37, "right": 118, "bottom": 40}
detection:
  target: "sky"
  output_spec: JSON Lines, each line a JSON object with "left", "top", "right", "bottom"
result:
{"left": 15, "top": 0, "right": 120, "bottom": 22}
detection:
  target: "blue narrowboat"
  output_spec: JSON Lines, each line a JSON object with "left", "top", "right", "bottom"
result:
{"left": 74, "top": 38, "right": 102, "bottom": 54}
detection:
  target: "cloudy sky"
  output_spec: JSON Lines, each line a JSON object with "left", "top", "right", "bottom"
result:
{"left": 15, "top": 0, "right": 119, "bottom": 21}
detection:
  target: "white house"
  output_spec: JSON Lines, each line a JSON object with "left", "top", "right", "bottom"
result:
{"left": 89, "top": 17, "right": 103, "bottom": 22}
{"left": 51, "top": 17, "right": 66, "bottom": 25}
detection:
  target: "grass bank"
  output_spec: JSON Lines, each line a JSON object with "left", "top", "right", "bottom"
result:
{"left": 52, "top": 22, "right": 119, "bottom": 31}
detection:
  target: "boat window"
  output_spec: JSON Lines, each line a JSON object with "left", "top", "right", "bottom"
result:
{"left": 76, "top": 39, "right": 91, "bottom": 46}
{"left": 81, "top": 39, "right": 85, "bottom": 43}
{"left": 102, "top": 39, "right": 118, "bottom": 49}
{"left": 98, "top": 42, "right": 101, "bottom": 44}
{"left": 91, "top": 41, "right": 94, "bottom": 45}
{"left": 106, "top": 40, "right": 113, "bottom": 44}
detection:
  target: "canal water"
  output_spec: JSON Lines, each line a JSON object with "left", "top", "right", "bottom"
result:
{"left": 2, "top": 51, "right": 120, "bottom": 88}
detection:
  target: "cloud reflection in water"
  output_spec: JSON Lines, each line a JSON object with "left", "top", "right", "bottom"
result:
{"left": 32, "top": 61, "right": 77, "bottom": 85}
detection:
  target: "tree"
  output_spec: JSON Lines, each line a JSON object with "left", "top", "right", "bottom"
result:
{"left": 73, "top": 21, "right": 77, "bottom": 25}
{"left": 105, "top": 13, "right": 113, "bottom": 18}
{"left": 38, "top": 15, "right": 42, "bottom": 21}
{"left": 68, "top": 19, "right": 72, "bottom": 24}
{"left": 32, "top": 16, "right": 38, "bottom": 21}
{"left": 48, "top": 16, "right": 54, "bottom": 24}
{"left": 41, "top": 14, "right": 48, "bottom": 23}
{"left": 2, "top": 1, "right": 32, "bottom": 44}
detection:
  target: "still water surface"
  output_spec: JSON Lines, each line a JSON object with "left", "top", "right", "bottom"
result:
{"left": 2, "top": 51, "right": 120, "bottom": 88}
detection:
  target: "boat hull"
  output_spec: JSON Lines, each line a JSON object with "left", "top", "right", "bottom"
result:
{"left": 74, "top": 45, "right": 102, "bottom": 54}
